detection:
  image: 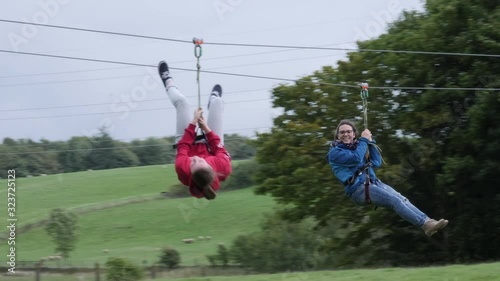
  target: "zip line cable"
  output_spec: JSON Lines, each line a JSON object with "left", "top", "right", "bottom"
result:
{"left": 0, "top": 97, "right": 272, "bottom": 121}
{"left": 0, "top": 126, "right": 270, "bottom": 156}
{"left": 0, "top": 144, "right": 172, "bottom": 155}
{"left": 0, "top": 49, "right": 152, "bottom": 67}
{"left": 0, "top": 88, "right": 269, "bottom": 112}
{"left": 1, "top": 49, "right": 498, "bottom": 91}
{"left": 0, "top": 49, "right": 297, "bottom": 82}
{"left": 0, "top": 65, "right": 136, "bottom": 79}
{"left": 0, "top": 19, "right": 189, "bottom": 44}
{"left": 0, "top": 53, "right": 340, "bottom": 88}
{"left": 0, "top": 73, "right": 151, "bottom": 87}
{"left": 0, "top": 49, "right": 349, "bottom": 87}
{"left": 2, "top": 132, "right": 254, "bottom": 150}
{"left": 204, "top": 41, "right": 500, "bottom": 58}
{"left": 0, "top": 41, "right": 356, "bottom": 79}
{"left": 1, "top": 19, "right": 498, "bottom": 58}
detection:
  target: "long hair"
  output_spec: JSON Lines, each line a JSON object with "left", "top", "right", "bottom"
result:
{"left": 334, "top": 119, "right": 358, "bottom": 140}
{"left": 192, "top": 166, "right": 216, "bottom": 190}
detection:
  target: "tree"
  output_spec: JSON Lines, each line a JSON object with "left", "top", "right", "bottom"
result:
{"left": 224, "top": 134, "right": 256, "bottom": 160}
{"left": 207, "top": 243, "right": 230, "bottom": 267}
{"left": 158, "top": 247, "right": 180, "bottom": 269}
{"left": 254, "top": 68, "right": 365, "bottom": 225}
{"left": 129, "top": 137, "right": 174, "bottom": 166}
{"left": 253, "top": 0, "right": 499, "bottom": 265}
{"left": 45, "top": 208, "right": 78, "bottom": 259}
{"left": 24, "top": 147, "right": 61, "bottom": 175}
{"left": 86, "top": 127, "right": 140, "bottom": 170}
{"left": 105, "top": 257, "right": 144, "bottom": 281}
{"left": 59, "top": 136, "right": 91, "bottom": 172}
{"left": 3, "top": 137, "right": 17, "bottom": 146}
{"left": 229, "top": 213, "right": 329, "bottom": 273}
{"left": 0, "top": 145, "right": 28, "bottom": 178}
{"left": 348, "top": 0, "right": 500, "bottom": 263}
{"left": 221, "top": 159, "right": 259, "bottom": 190}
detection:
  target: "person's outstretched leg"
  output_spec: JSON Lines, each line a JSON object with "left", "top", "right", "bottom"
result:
{"left": 375, "top": 180, "right": 429, "bottom": 220}
{"left": 207, "top": 84, "right": 224, "bottom": 144}
{"left": 350, "top": 181, "right": 428, "bottom": 227}
{"left": 158, "top": 61, "right": 191, "bottom": 144}
{"left": 350, "top": 180, "right": 448, "bottom": 236}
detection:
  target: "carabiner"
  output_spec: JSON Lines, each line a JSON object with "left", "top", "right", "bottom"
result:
{"left": 360, "top": 82, "right": 369, "bottom": 99}
{"left": 193, "top": 37, "right": 203, "bottom": 59}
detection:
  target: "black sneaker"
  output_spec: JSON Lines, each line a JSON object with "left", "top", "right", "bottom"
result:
{"left": 208, "top": 84, "right": 222, "bottom": 109}
{"left": 158, "top": 60, "right": 171, "bottom": 87}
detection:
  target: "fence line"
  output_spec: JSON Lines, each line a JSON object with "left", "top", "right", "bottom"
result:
{"left": 1, "top": 264, "right": 249, "bottom": 280}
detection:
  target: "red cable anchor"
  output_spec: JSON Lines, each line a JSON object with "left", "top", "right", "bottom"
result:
{"left": 192, "top": 37, "right": 204, "bottom": 45}
{"left": 193, "top": 37, "right": 203, "bottom": 58}
{"left": 360, "top": 82, "right": 369, "bottom": 99}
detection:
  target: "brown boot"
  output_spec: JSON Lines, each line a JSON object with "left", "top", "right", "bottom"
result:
{"left": 422, "top": 219, "right": 449, "bottom": 237}
{"left": 202, "top": 185, "right": 217, "bottom": 200}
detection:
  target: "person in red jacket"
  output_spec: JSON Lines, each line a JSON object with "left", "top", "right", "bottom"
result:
{"left": 158, "top": 60, "right": 232, "bottom": 200}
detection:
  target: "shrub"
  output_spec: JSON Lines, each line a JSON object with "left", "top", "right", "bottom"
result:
{"left": 159, "top": 247, "right": 180, "bottom": 269}
{"left": 206, "top": 243, "right": 230, "bottom": 266}
{"left": 222, "top": 160, "right": 259, "bottom": 190}
{"left": 228, "top": 213, "right": 330, "bottom": 273}
{"left": 105, "top": 257, "right": 143, "bottom": 281}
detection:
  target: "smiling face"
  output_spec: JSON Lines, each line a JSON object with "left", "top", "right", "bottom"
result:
{"left": 337, "top": 124, "right": 355, "bottom": 144}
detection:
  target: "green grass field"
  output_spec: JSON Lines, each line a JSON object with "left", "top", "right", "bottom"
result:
{"left": 15, "top": 188, "right": 276, "bottom": 266}
{"left": 0, "top": 165, "right": 179, "bottom": 226}
{"left": 171, "top": 263, "right": 500, "bottom": 281}
{"left": 3, "top": 262, "right": 500, "bottom": 281}
{"left": 0, "top": 164, "right": 276, "bottom": 266}
{"left": 1, "top": 165, "right": 499, "bottom": 281}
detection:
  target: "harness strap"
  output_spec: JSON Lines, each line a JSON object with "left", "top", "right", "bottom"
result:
{"left": 172, "top": 135, "right": 212, "bottom": 153}
{"left": 344, "top": 162, "right": 373, "bottom": 204}
{"left": 364, "top": 171, "right": 371, "bottom": 204}
{"left": 345, "top": 162, "right": 372, "bottom": 185}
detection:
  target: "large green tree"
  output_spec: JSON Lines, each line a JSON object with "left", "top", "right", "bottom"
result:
{"left": 254, "top": 0, "right": 499, "bottom": 265}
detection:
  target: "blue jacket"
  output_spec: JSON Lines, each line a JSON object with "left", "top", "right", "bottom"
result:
{"left": 326, "top": 137, "right": 382, "bottom": 196}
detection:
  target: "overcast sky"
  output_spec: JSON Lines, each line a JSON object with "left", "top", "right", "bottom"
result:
{"left": 0, "top": 0, "right": 424, "bottom": 142}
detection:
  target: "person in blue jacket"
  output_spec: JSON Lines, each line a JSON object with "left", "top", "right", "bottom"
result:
{"left": 326, "top": 119, "right": 448, "bottom": 237}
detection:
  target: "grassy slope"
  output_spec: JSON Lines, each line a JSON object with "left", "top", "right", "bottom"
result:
{"left": 0, "top": 164, "right": 275, "bottom": 266}
{"left": 15, "top": 188, "right": 276, "bottom": 266}
{"left": 2, "top": 165, "right": 499, "bottom": 280}
{"left": 172, "top": 263, "right": 500, "bottom": 281}
{"left": 3, "top": 262, "right": 500, "bottom": 281}
{"left": 0, "top": 165, "right": 179, "bottom": 225}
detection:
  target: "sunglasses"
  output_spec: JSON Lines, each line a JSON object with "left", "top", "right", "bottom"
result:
{"left": 339, "top": 130, "right": 353, "bottom": 135}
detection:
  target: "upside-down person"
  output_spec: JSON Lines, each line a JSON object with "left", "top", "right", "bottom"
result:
{"left": 158, "top": 60, "right": 232, "bottom": 200}
{"left": 326, "top": 119, "right": 448, "bottom": 236}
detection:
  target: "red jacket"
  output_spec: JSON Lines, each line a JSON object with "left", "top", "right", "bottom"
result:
{"left": 175, "top": 123, "right": 232, "bottom": 198}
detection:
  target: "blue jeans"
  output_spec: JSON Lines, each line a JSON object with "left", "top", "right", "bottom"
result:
{"left": 349, "top": 180, "right": 428, "bottom": 227}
